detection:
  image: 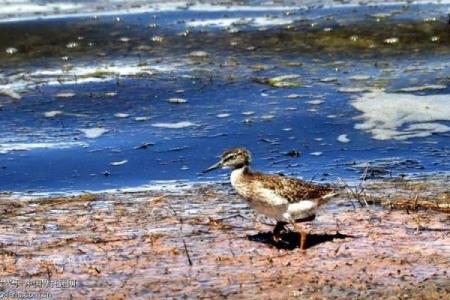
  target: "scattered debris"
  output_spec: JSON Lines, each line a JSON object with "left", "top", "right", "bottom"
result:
{"left": 253, "top": 74, "right": 303, "bottom": 88}
{"left": 134, "top": 143, "right": 155, "bottom": 150}
{"left": 285, "top": 150, "right": 301, "bottom": 157}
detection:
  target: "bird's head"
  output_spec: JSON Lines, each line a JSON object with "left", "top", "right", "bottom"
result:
{"left": 203, "top": 147, "right": 251, "bottom": 173}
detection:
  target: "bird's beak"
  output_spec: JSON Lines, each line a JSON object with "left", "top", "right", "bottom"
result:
{"left": 203, "top": 161, "right": 222, "bottom": 173}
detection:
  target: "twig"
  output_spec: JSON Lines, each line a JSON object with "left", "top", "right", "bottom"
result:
{"left": 182, "top": 239, "right": 193, "bottom": 266}
{"left": 338, "top": 175, "right": 370, "bottom": 208}
{"left": 361, "top": 166, "right": 369, "bottom": 182}
{"left": 412, "top": 194, "right": 419, "bottom": 211}
{"left": 216, "top": 213, "right": 250, "bottom": 221}
{"left": 167, "top": 203, "right": 193, "bottom": 265}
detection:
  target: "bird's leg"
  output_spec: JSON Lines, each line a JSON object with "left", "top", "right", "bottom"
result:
{"left": 290, "top": 221, "right": 308, "bottom": 250}
{"left": 272, "top": 221, "right": 288, "bottom": 243}
{"left": 299, "top": 230, "right": 307, "bottom": 251}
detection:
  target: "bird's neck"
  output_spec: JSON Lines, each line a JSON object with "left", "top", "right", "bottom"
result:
{"left": 230, "top": 165, "right": 250, "bottom": 186}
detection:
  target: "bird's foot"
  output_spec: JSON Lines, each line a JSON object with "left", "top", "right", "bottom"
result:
{"left": 272, "top": 233, "right": 282, "bottom": 243}
{"left": 272, "top": 221, "right": 289, "bottom": 244}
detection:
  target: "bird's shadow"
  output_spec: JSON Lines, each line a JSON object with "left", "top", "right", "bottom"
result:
{"left": 248, "top": 231, "right": 353, "bottom": 250}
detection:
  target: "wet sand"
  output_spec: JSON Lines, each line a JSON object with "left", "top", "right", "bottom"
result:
{"left": 0, "top": 178, "right": 448, "bottom": 299}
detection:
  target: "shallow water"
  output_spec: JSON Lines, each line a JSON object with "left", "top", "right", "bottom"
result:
{"left": 0, "top": 2, "right": 449, "bottom": 193}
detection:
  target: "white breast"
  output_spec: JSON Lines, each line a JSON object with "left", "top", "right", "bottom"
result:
{"left": 230, "top": 167, "right": 245, "bottom": 188}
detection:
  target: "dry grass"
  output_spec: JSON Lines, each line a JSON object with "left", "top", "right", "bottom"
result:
{"left": 338, "top": 172, "right": 449, "bottom": 213}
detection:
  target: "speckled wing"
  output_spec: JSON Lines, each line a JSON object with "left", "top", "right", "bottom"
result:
{"left": 252, "top": 172, "right": 333, "bottom": 202}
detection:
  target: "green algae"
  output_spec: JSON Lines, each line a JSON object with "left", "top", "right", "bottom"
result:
{"left": 253, "top": 74, "right": 304, "bottom": 87}
{"left": 80, "top": 70, "right": 116, "bottom": 79}
{"left": 0, "top": 17, "right": 449, "bottom": 66}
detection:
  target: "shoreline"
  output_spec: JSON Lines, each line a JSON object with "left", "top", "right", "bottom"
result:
{"left": 2, "top": 172, "right": 448, "bottom": 201}
{"left": 2, "top": 1, "right": 449, "bottom": 24}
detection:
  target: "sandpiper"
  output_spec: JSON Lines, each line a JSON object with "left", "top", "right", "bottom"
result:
{"left": 204, "top": 147, "right": 337, "bottom": 250}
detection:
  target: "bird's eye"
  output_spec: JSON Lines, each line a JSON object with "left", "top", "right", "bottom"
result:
{"left": 224, "top": 154, "right": 236, "bottom": 161}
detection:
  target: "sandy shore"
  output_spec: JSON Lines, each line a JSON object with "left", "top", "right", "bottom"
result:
{"left": 0, "top": 178, "right": 449, "bottom": 299}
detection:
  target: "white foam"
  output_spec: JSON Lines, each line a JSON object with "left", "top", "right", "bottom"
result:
{"left": 114, "top": 113, "right": 130, "bottom": 118}
{"left": 0, "top": 60, "right": 180, "bottom": 97}
{"left": 110, "top": 160, "right": 128, "bottom": 166}
{"left": 167, "top": 97, "right": 188, "bottom": 104}
{"left": 188, "top": 51, "right": 209, "bottom": 58}
{"left": 79, "top": 128, "right": 109, "bottom": 139}
{"left": 0, "top": 3, "right": 83, "bottom": 15}
{"left": 186, "top": 16, "right": 293, "bottom": 28}
{"left": 6, "top": 179, "right": 214, "bottom": 198}
{"left": 56, "top": 92, "right": 76, "bottom": 98}
{"left": 2, "top": 0, "right": 450, "bottom": 24}
{"left": 0, "top": 141, "right": 86, "bottom": 154}
{"left": 338, "top": 87, "right": 374, "bottom": 93}
{"left": 337, "top": 134, "right": 351, "bottom": 143}
{"left": 0, "top": 88, "right": 22, "bottom": 100}
{"left": 0, "top": 75, "right": 31, "bottom": 100}
{"left": 134, "top": 116, "right": 151, "bottom": 122}
{"left": 398, "top": 84, "right": 447, "bottom": 92}
{"left": 186, "top": 3, "right": 298, "bottom": 12}
{"left": 33, "top": 64, "right": 159, "bottom": 79}
{"left": 252, "top": 17, "right": 293, "bottom": 27}
{"left": 320, "top": 77, "right": 338, "bottom": 83}
{"left": 216, "top": 113, "right": 231, "bottom": 118}
{"left": 186, "top": 18, "right": 242, "bottom": 28}
{"left": 307, "top": 100, "right": 325, "bottom": 105}
{"left": 0, "top": 2, "right": 299, "bottom": 23}
{"left": 151, "top": 121, "right": 197, "bottom": 129}
{"left": 44, "top": 110, "right": 63, "bottom": 118}
{"left": 349, "top": 75, "right": 371, "bottom": 81}
{"left": 352, "top": 91, "right": 450, "bottom": 140}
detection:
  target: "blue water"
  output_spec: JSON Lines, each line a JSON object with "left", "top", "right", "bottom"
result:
{"left": 0, "top": 3, "right": 449, "bottom": 193}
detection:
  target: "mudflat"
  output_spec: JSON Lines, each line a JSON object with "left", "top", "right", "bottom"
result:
{"left": 0, "top": 178, "right": 448, "bottom": 299}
